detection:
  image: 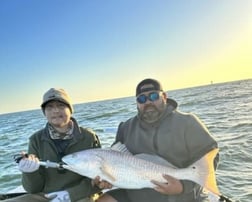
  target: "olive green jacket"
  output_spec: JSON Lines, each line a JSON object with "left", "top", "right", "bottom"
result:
{"left": 22, "top": 118, "right": 101, "bottom": 202}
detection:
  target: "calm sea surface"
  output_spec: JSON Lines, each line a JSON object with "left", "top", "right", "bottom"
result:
{"left": 0, "top": 79, "right": 251, "bottom": 202}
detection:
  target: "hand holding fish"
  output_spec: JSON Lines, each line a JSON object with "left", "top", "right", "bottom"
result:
{"left": 151, "top": 174, "right": 183, "bottom": 195}
{"left": 92, "top": 176, "right": 113, "bottom": 190}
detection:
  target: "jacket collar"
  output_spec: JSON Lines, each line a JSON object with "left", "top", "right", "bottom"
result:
{"left": 41, "top": 117, "right": 83, "bottom": 141}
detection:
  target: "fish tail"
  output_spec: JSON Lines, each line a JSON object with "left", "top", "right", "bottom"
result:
{"left": 190, "top": 148, "right": 220, "bottom": 196}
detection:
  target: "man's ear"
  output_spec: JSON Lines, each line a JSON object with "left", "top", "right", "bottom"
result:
{"left": 162, "top": 92, "right": 167, "bottom": 101}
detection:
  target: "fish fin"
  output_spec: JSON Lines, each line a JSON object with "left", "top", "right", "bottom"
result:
{"left": 190, "top": 148, "right": 220, "bottom": 196}
{"left": 100, "top": 163, "right": 117, "bottom": 182}
{"left": 110, "top": 142, "right": 132, "bottom": 155}
{"left": 135, "top": 154, "right": 177, "bottom": 168}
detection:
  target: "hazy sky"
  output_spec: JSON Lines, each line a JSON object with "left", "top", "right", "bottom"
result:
{"left": 0, "top": 0, "right": 251, "bottom": 114}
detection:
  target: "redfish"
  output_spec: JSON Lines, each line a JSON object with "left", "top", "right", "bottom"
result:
{"left": 62, "top": 143, "right": 220, "bottom": 196}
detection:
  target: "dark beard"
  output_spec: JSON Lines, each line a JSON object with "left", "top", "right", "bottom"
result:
{"left": 138, "top": 103, "right": 166, "bottom": 123}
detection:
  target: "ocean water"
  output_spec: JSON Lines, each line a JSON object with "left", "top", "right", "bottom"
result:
{"left": 0, "top": 79, "right": 251, "bottom": 202}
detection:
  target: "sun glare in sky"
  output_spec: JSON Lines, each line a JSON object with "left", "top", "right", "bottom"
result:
{"left": 0, "top": 1, "right": 251, "bottom": 114}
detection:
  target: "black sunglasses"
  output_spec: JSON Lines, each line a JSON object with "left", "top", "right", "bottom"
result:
{"left": 136, "top": 92, "right": 160, "bottom": 104}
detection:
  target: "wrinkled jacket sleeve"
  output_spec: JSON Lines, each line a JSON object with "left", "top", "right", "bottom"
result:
{"left": 66, "top": 178, "right": 101, "bottom": 201}
{"left": 22, "top": 138, "right": 45, "bottom": 193}
{"left": 114, "top": 122, "right": 125, "bottom": 144}
{"left": 180, "top": 114, "right": 219, "bottom": 194}
{"left": 66, "top": 132, "right": 102, "bottom": 201}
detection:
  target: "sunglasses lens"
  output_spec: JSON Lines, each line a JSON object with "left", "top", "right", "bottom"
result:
{"left": 149, "top": 92, "right": 159, "bottom": 101}
{"left": 137, "top": 95, "right": 147, "bottom": 104}
{"left": 137, "top": 92, "right": 160, "bottom": 104}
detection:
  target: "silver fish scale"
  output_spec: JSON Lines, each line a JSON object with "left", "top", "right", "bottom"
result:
{"left": 63, "top": 148, "right": 181, "bottom": 189}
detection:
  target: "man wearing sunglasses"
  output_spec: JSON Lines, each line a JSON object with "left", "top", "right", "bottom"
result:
{"left": 97, "top": 78, "right": 218, "bottom": 202}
